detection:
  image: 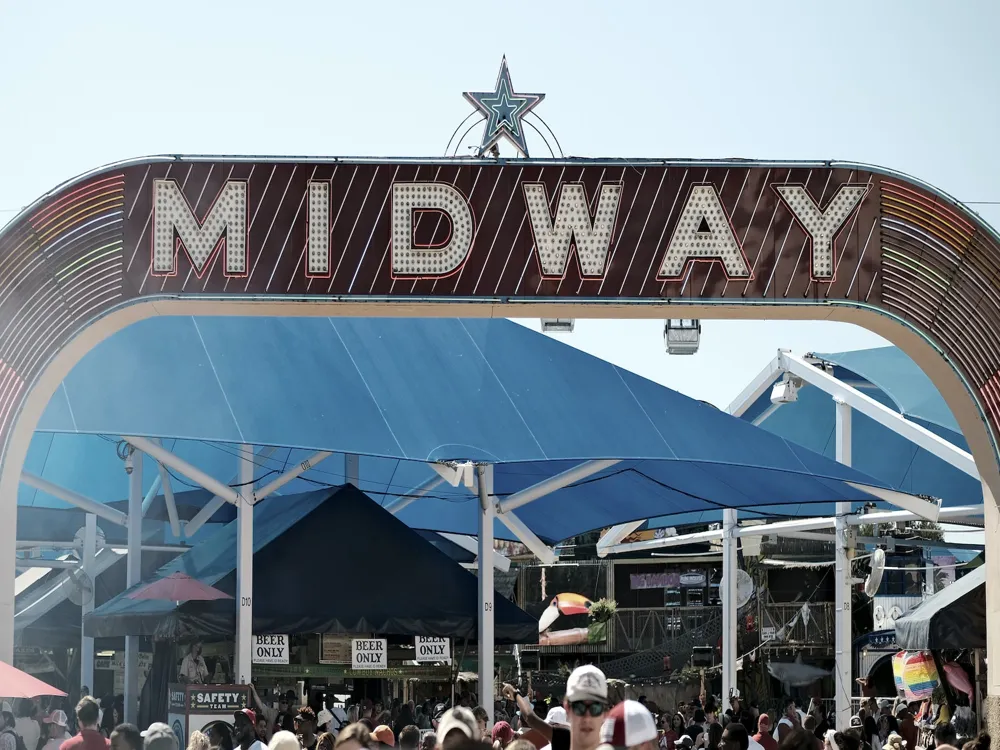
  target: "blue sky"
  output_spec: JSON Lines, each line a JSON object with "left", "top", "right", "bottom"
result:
{"left": 1, "top": 0, "right": 998, "bottom": 407}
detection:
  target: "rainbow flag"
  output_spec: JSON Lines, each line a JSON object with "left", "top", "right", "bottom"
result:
{"left": 893, "top": 650, "right": 940, "bottom": 700}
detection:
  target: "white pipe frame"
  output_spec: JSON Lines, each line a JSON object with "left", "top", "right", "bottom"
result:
{"left": 777, "top": 351, "right": 979, "bottom": 478}
{"left": 21, "top": 471, "right": 129, "bottom": 526}
{"left": 125, "top": 435, "right": 243, "bottom": 504}
{"left": 184, "top": 446, "right": 277, "bottom": 537}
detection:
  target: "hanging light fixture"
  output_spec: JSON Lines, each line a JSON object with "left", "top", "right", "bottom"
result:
{"left": 664, "top": 319, "right": 701, "bottom": 355}
{"left": 541, "top": 319, "right": 575, "bottom": 333}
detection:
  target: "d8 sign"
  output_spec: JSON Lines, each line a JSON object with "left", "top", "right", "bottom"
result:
{"left": 351, "top": 638, "right": 387, "bottom": 669}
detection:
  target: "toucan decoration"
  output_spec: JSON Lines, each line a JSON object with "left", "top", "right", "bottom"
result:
{"left": 538, "top": 593, "right": 593, "bottom": 633}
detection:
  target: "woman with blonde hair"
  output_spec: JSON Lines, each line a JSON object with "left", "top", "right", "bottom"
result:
{"left": 188, "top": 731, "right": 211, "bottom": 750}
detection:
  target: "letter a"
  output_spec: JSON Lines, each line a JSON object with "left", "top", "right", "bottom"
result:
{"left": 391, "top": 183, "right": 474, "bottom": 277}
{"left": 774, "top": 183, "right": 869, "bottom": 280}
{"left": 523, "top": 182, "right": 623, "bottom": 277}
{"left": 657, "top": 185, "right": 750, "bottom": 279}
{"left": 152, "top": 179, "right": 248, "bottom": 277}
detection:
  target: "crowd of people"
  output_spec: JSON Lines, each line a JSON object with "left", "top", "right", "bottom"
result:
{"left": 1, "top": 670, "right": 991, "bottom": 750}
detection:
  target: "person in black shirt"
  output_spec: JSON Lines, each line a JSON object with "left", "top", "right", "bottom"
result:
{"left": 684, "top": 711, "right": 706, "bottom": 744}
{"left": 296, "top": 707, "right": 318, "bottom": 750}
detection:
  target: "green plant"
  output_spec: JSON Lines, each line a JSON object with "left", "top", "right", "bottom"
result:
{"left": 589, "top": 598, "right": 618, "bottom": 623}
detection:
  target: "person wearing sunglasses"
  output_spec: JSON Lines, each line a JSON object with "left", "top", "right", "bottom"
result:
{"left": 563, "top": 666, "right": 609, "bottom": 750}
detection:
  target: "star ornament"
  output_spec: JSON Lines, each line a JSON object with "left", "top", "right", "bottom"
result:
{"left": 464, "top": 57, "right": 545, "bottom": 158}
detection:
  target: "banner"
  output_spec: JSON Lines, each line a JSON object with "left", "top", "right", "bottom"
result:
{"left": 351, "top": 639, "right": 387, "bottom": 669}
{"left": 414, "top": 637, "right": 450, "bottom": 663}
{"left": 629, "top": 572, "right": 680, "bottom": 590}
{"left": 252, "top": 635, "right": 289, "bottom": 665}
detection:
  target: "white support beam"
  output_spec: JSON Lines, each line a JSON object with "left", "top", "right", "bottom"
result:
{"left": 496, "top": 459, "right": 620, "bottom": 513}
{"left": 124, "top": 435, "right": 242, "bottom": 505}
{"left": 721, "top": 508, "right": 738, "bottom": 703}
{"left": 752, "top": 403, "right": 782, "bottom": 426}
{"left": 845, "top": 482, "right": 942, "bottom": 521}
{"left": 158, "top": 462, "right": 182, "bottom": 539}
{"left": 494, "top": 509, "right": 558, "bottom": 565}
{"left": 21, "top": 472, "right": 128, "bottom": 526}
{"left": 344, "top": 453, "right": 359, "bottom": 486}
{"left": 14, "top": 559, "right": 78, "bottom": 570}
{"left": 140, "top": 475, "right": 163, "bottom": 517}
{"left": 778, "top": 351, "right": 979, "bottom": 479}
{"left": 845, "top": 504, "right": 981, "bottom": 525}
{"left": 235, "top": 444, "right": 254, "bottom": 685}
{"left": 124, "top": 451, "right": 142, "bottom": 724}
{"left": 184, "top": 446, "right": 277, "bottom": 537}
{"left": 254, "top": 450, "right": 332, "bottom": 502}
{"left": 476, "top": 464, "right": 495, "bottom": 725}
{"left": 833, "top": 399, "right": 852, "bottom": 731}
{"left": 596, "top": 520, "right": 646, "bottom": 558}
{"left": 439, "top": 533, "right": 511, "bottom": 573}
{"left": 80, "top": 513, "right": 97, "bottom": 692}
{"left": 603, "top": 504, "right": 983, "bottom": 556}
{"left": 385, "top": 475, "right": 445, "bottom": 514}
{"left": 727, "top": 355, "right": 783, "bottom": 417}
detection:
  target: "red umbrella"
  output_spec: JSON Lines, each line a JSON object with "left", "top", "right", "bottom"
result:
{"left": 127, "top": 573, "right": 232, "bottom": 602}
{"left": 0, "top": 661, "right": 67, "bottom": 698}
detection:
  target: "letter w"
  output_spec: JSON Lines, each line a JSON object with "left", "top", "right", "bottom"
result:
{"left": 152, "top": 179, "right": 248, "bottom": 277}
{"left": 523, "top": 182, "right": 623, "bottom": 278}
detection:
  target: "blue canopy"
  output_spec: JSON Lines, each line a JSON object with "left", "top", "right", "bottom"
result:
{"left": 737, "top": 346, "right": 981, "bottom": 507}
{"left": 21, "top": 317, "right": 908, "bottom": 544}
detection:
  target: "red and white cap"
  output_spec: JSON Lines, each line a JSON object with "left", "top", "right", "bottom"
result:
{"left": 600, "top": 701, "right": 658, "bottom": 749}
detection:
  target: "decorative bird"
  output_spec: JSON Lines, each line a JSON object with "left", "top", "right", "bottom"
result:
{"left": 538, "top": 593, "right": 593, "bottom": 633}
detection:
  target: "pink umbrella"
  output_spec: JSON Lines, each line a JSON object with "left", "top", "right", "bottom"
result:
{"left": 0, "top": 661, "right": 67, "bottom": 698}
{"left": 127, "top": 573, "right": 232, "bottom": 602}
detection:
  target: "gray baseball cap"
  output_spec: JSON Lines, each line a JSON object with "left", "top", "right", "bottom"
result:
{"left": 142, "top": 723, "right": 179, "bottom": 750}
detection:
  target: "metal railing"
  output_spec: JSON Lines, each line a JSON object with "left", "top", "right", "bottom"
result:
{"left": 759, "top": 602, "right": 835, "bottom": 645}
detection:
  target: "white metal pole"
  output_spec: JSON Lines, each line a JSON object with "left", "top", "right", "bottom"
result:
{"left": 477, "top": 465, "right": 495, "bottom": 726}
{"left": 124, "top": 448, "right": 143, "bottom": 723}
{"left": 236, "top": 444, "right": 254, "bottom": 684}
{"left": 80, "top": 513, "right": 97, "bottom": 692}
{"left": 721, "top": 508, "right": 737, "bottom": 704}
{"left": 834, "top": 398, "right": 852, "bottom": 731}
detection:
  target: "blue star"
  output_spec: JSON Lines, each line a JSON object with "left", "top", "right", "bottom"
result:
{"left": 463, "top": 57, "right": 545, "bottom": 157}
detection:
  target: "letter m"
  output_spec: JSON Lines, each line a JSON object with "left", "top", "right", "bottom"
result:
{"left": 152, "top": 179, "right": 248, "bottom": 277}
{"left": 523, "top": 182, "right": 623, "bottom": 278}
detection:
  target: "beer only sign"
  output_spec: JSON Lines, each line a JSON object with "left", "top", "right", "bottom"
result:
{"left": 121, "top": 160, "right": 880, "bottom": 301}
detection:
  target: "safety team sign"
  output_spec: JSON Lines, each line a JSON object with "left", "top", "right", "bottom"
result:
{"left": 351, "top": 638, "right": 388, "bottom": 669}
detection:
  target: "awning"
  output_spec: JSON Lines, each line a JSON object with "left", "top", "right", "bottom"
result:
{"left": 894, "top": 566, "right": 986, "bottom": 650}
{"left": 84, "top": 485, "right": 536, "bottom": 643}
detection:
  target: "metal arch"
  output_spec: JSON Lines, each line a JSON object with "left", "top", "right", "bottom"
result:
{"left": 444, "top": 111, "right": 482, "bottom": 156}
{"left": 447, "top": 115, "right": 488, "bottom": 157}
{"left": 522, "top": 118, "right": 556, "bottom": 158}
{"left": 526, "top": 112, "right": 565, "bottom": 158}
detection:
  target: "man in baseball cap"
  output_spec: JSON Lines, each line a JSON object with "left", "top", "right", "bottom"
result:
{"left": 563, "top": 665, "right": 608, "bottom": 750}
{"left": 233, "top": 709, "right": 266, "bottom": 750}
{"left": 435, "top": 708, "right": 478, "bottom": 750}
{"left": 598, "top": 700, "right": 657, "bottom": 750}
{"left": 140, "top": 724, "right": 178, "bottom": 750}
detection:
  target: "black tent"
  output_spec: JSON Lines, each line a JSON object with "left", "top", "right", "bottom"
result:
{"left": 894, "top": 565, "right": 986, "bottom": 650}
{"left": 84, "top": 485, "right": 536, "bottom": 643}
